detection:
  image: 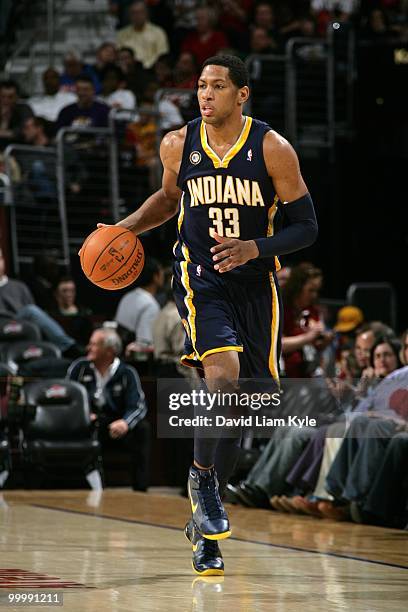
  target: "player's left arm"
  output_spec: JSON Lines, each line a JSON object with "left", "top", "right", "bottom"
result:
{"left": 212, "top": 131, "right": 318, "bottom": 273}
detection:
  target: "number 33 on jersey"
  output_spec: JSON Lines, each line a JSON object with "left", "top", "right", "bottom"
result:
{"left": 174, "top": 115, "right": 282, "bottom": 279}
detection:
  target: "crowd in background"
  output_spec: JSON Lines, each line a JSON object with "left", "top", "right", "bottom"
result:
{"left": 1, "top": 0, "right": 408, "bottom": 152}
{"left": 1, "top": 248, "right": 407, "bottom": 529}
{"left": 0, "top": 1, "right": 407, "bottom": 528}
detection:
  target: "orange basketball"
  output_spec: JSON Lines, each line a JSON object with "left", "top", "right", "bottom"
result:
{"left": 80, "top": 226, "right": 145, "bottom": 290}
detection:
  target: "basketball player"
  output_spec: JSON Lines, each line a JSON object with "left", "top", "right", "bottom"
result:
{"left": 102, "top": 55, "right": 317, "bottom": 575}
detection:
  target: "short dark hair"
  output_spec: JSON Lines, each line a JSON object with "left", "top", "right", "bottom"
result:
{"left": 75, "top": 75, "right": 95, "bottom": 88}
{"left": 119, "top": 46, "right": 135, "bottom": 58}
{"left": 136, "top": 256, "right": 162, "bottom": 287}
{"left": 201, "top": 55, "right": 249, "bottom": 88}
{"left": 0, "top": 79, "right": 19, "bottom": 93}
{"left": 100, "top": 64, "right": 125, "bottom": 82}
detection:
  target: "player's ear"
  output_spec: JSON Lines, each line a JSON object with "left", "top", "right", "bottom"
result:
{"left": 238, "top": 86, "right": 249, "bottom": 106}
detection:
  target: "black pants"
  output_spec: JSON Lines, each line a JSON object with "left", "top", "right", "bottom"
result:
{"left": 97, "top": 419, "right": 151, "bottom": 491}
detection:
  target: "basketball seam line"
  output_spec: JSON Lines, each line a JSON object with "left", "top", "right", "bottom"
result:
{"left": 87, "top": 230, "right": 131, "bottom": 277}
{"left": 96, "top": 239, "right": 139, "bottom": 283}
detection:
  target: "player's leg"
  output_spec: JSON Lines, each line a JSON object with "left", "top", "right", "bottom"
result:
{"left": 186, "top": 350, "right": 240, "bottom": 575}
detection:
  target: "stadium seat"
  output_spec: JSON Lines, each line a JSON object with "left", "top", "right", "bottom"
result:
{"left": 0, "top": 319, "right": 41, "bottom": 361}
{"left": 21, "top": 379, "right": 103, "bottom": 489}
{"left": 347, "top": 282, "right": 397, "bottom": 331}
{"left": 5, "top": 341, "right": 61, "bottom": 375}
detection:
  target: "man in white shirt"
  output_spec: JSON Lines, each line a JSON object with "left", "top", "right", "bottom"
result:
{"left": 116, "top": 1, "right": 169, "bottom": 69}
{"left": 28, "top": 68, "right": 77, "bottom": 122}
{"left": 115, "top": 257, "right": 164, "bottom": 346}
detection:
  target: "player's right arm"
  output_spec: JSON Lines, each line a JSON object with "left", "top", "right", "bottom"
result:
{"left": 115, "top": 127, "right": 186, "bottom": 235}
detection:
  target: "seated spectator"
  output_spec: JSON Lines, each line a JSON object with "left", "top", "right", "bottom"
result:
{"left": 0, "top": 80, "right": 33, "bottom": 150}
{"left": 174, "top": 52, "right": 198, "bottom": 89}
{"left": 116, "top": 1, "right": 169, "bottom": 69}
{"left": 60, "top": 51, "right": 100, "bottom": 94}
{"left": 68, "top": 328, "right": 150, "bottom": 490}
{"left": 115, "top": 257, "right": 163, "bottom": 350}
{"left": 57, "top": 76, "right": 110, "bottom": 130}
{"left": 252, "top": 2, "right": 279, "bottom": 38}
{"left": 99, "top": 65, "right": 137, "bottom": 110}
{"left": 26, "top": 251, "right": 60, "bottom": 312}
{"left": 181, "top": 6, "right": 229, "bottom": 67}
{"left": 117, "top": 46, "right": 146, "bottom": 99}
{"left": 137, "top": 79, "right": 183, "bottom": 130}
{"left": 249, "top": 27, "right": 278, "bottom": 55}
{"left": 28, "top": 68, "right": 77, "bottom": 123}
{"left": 22, "top": 116, "right": 86, "bottom": 205}
{"left": 218, "top": 0, "right": 253, "bottom": 51}
{"left": 0, "top": 246, "right": 82, "bottom": 358}
{"left": 52, "top": 276, "right": 93, "bottom": 346}
{"left": 94, "top": 42, "right": 118, "bottom": 83}
{"left": 153, "top": 271, "right": 190, "bottom": 378}
{"left": 154, "top": 54, "right": 175, "bottom": 89}
{"left": 282, "top": 263, "right": 333, "bottom": 377}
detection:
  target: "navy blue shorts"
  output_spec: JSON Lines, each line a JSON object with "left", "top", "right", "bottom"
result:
{"left": 172, "top": 261, "right": 281, "bottom": 381}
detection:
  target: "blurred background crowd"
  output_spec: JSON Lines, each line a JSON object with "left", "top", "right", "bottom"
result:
{"left": 0, "top": 1, "right": 407, "bottom": 532}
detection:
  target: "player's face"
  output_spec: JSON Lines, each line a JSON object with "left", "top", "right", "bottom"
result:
{"left": 197, "top": 65, "right": 248, "bottom": 125}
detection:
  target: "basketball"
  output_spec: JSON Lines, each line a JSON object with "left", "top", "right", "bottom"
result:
{"left": 80, "top": 226, "right": 144, "bottom": 290}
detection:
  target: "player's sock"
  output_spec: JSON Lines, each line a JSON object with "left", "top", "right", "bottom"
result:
{"left": 185, "top": 519, "right": 224, "bottom": 576}
{"left": 214, "top": 429, "right": 243, "bottom": 498}
{"left": 187, "top": 464, "right": 231, "bottom": 540}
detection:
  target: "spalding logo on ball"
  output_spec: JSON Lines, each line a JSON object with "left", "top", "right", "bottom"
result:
{"left": 80, "top": 226, "right": 145, "bottom": 290}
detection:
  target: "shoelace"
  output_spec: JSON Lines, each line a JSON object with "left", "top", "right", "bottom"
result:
{"left": 199, "top": 479, "right": 224, "bottom": 519}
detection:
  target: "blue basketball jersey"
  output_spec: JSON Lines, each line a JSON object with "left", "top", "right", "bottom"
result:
{"left": 174, "top": 116, "right": 282, "bottom": 280}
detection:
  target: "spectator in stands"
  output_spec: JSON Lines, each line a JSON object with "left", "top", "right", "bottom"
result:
{"left": 0, "top": 80, "right": 33, "bottom": 150}
{"left": 52, "top": 276, "right": 93, "bottom": 346}
{"left": 22, "top": 116, "right": 86, "bottom": 205}
{"left": 115, "top": 257, "right": 164, "bottom": 350}
{"left": 99, "top": 65, "right": 137, "bottom": 110}
{"left": 252, "top": 2, "right": 279, "bottom": 38}
{"left": 154, "top": 54, "right": 175, "bottom": 89}
{"left": 167, "top": 0, "right": 200, "bottom": 52}
{"left": 116, "top": 1, "right": 169, "bottom": 69}
{"left": 0, "top": 246, "right": 82, "bottom": 358}
{"left": 28, "top": 68, "right": 77, "bottom": 123}
{"left": 282, "top": 263, "right": 333, "bottom": 377}
{"left": 68, "top": 328, "right": 150, "bottom": 491}
{"left": 137, "top": 79, "right": 183, "bottom": 130}
{"left": 249, "top": 27, "right": 278, "bottom": 54}
{"left": 60, "top": 51, "right": 100, "bottom": 94}
{"left": 218, "top": 0, "right": 253, "bottom": 51}
{"left": 153, "top": 270, "right": 188, "bottom": 378}
{"left": 26, "top": 251, "right": 60, "bottom": 312}
{"left": 174, "top": 52, "right": 198, "bottom": 89}
{"left": 117, "top": 46, "right": 146, "bottom": 99}
{"left": 94, "top": 42, "right": 118, "bottom": 83}
{"left": 57, "top": 76, "right": 110, "bottom": 130}
{"left": 181, "top": 6, "right": 229, "bottom": 67}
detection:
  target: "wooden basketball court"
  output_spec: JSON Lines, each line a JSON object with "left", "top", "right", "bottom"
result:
{"left": 1, "top": 489, "right": 407, "bottom": 611}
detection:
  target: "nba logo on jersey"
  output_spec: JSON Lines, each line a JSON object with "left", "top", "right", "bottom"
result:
{"left": 247, "top": 149, "right": 253, "bottom": 161}
{"left": 196, "top": 265, "right": 202, "bottom": 277}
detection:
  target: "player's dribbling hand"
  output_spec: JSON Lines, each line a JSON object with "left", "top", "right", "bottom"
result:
{"left": 211, "top": 233, "right": 259, "bottom": 273}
